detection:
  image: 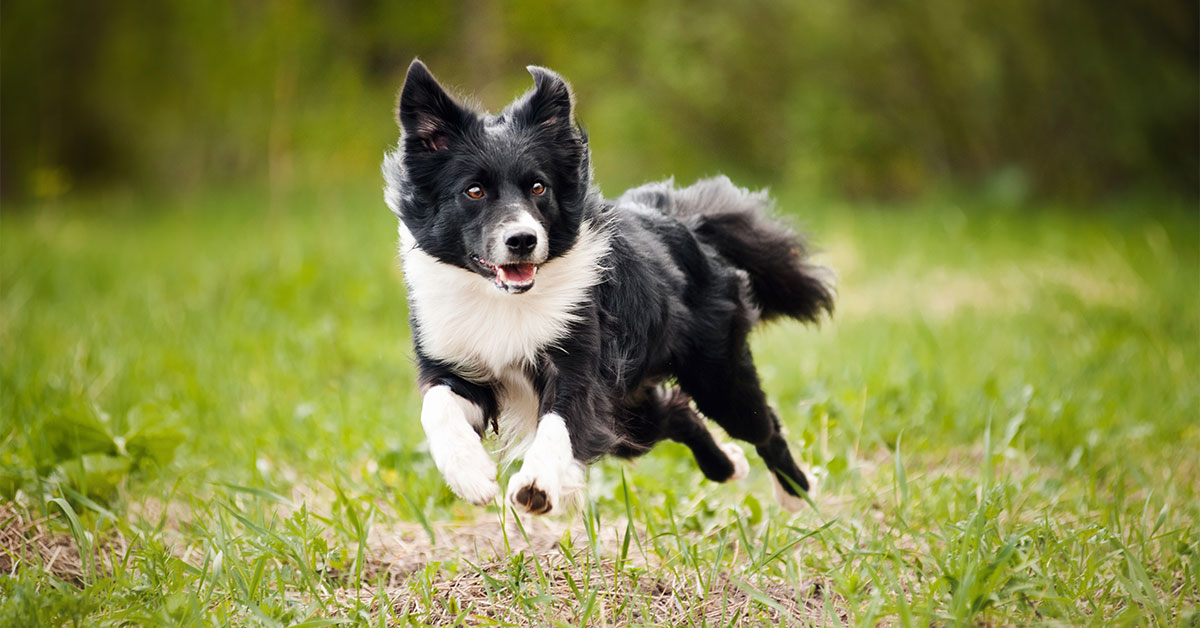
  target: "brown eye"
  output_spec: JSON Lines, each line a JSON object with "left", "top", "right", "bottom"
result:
{"left": 465, "top": 185, "right": 485, "bottom": 200}
{"left": 531, "top": 181, "right": 546, "bottom": 196}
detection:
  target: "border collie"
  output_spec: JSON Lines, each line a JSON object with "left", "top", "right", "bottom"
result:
{"left": 383, "top": 60, "right": 834, "bottom": 515}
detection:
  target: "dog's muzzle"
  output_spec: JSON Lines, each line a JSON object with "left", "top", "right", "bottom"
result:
{"left": 472, "top": 214, "right": 549, "bottom": 294}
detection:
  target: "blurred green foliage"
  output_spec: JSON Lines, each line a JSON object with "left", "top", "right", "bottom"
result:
{"left": 2, "top": 0, "right": 1197, "bottom": 202}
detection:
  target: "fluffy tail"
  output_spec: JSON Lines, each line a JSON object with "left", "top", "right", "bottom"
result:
{"left": 621, "top": 177, "right": 835, "bottom": 323}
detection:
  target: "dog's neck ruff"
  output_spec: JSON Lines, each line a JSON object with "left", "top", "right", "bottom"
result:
{"left": 400, "top": 222, "right": 610, "bottom": 380}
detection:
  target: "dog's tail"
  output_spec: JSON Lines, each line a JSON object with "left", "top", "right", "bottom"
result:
{"left": 621, "top": 177, "right": 835, "bottom": 323}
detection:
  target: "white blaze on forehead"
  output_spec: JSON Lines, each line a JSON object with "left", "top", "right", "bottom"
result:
{"left": 484, "top": 118, "right": 509, "bottom": 135}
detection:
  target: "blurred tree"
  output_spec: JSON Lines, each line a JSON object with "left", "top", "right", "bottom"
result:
{"left": 1, "top": 0, "right": 1195, "bottom": 202}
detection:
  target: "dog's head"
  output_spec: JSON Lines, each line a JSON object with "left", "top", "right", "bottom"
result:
{"left": 384, "top": 60, "right": 594, "bottom": 294}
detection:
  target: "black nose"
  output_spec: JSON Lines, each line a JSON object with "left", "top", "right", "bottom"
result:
{"left": 504, "top": 229, "right": 538, "bottom": 255}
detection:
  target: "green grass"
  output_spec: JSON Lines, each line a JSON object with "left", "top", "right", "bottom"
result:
{"left": 2, "top": 184, "right": 1197, "bottom": 626}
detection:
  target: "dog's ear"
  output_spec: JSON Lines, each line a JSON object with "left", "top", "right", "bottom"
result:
{"left": 518, "top": 66, "right": 575, "bottom": 130}
{"left": 397, "top": 59, "right": 466, "bottom": 153}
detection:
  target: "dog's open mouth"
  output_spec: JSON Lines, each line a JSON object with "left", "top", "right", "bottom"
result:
{"left": 472, "top": 256, "right": 539, "bottom": 293}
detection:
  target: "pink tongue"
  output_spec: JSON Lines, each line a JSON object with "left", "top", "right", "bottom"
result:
{"left": 498, "top": 264, "right": 535, "bottom": 284}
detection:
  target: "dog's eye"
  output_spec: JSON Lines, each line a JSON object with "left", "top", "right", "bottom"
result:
{"left": 531, "top": 181, "right": 546, "bottom": 196}
{"left": 464, "top": 185, "right": 485, "bottom": 200}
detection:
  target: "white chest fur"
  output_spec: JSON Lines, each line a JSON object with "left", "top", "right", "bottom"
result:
{"left": 492, "top": 367, "right": 541, "bottom": 460}
{"left": 399, "top": 224, "right": 610, "bottom": 379}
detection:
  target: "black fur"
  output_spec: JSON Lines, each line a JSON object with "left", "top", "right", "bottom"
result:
{"left": 386, "top": 60, "right": 833, "bottom": 505}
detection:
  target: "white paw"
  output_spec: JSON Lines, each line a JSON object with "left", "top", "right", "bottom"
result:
{"left": 506, "top": 461, "right": 586, "bottom": 515}
{"left": 771, "top": 473, "right": 808, "bottom": 513}
{"left": 440, "top": 450, "right": 499, "bottom": 506}
{"left": 506, "top": 467, "right": 561, "bottom": 515}
{"left": 421, "top": 385, "right": 497, "bottom": 506}
{"left": 720, "top": 442, "right": 750, "bottom": 482}
{"left": 505, "top": 414, "right": 585, "bottom": 515}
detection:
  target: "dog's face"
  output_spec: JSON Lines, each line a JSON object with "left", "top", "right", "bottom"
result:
{"left": 391, "top": 61, "right": 593, "bottom": 294}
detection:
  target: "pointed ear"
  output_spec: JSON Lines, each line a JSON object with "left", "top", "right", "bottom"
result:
{"left": 518, "top": 65, "right": 575, "bottom": 130}
{"left": 397, "top": 59, "right": 466, "bottom": 153}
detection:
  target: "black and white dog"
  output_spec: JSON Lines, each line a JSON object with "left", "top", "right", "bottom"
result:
{"left": 383, "top": 60, "right": 833, "bottom": 515}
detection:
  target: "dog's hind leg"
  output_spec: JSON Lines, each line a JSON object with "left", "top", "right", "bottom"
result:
{"left": 658, "top": 388, "right": 750, "bottom": 483}
{"left": 616, "top": 387, "right": 749, "bottom": 483}
{"left": 757, "top": 407, "right": 811, "bottom": 511}
{"left": 676, "top": 342, "right": 811, "bottom": 510}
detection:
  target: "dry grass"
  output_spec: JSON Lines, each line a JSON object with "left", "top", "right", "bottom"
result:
{"left": 1, "top": 501, "right": 126, "bottom": 586}
{"left": 366, "top": 516, "right": 842, "bottom": 625}
{"left": 395, "top": 563, "right": 832, "bottom": 626}
{"left": 2, "top": 499, "right": 845, "bottom": 626}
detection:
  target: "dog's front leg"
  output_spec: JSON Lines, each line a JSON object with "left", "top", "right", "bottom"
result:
{"left": 420, "top": 385, "right": 498, "bottom": 505}
{"left": 506, "top": 347, "right": 613, "bottom": 515}
{"left": 505, "top": 412, "right": 586, "bottom": 515}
